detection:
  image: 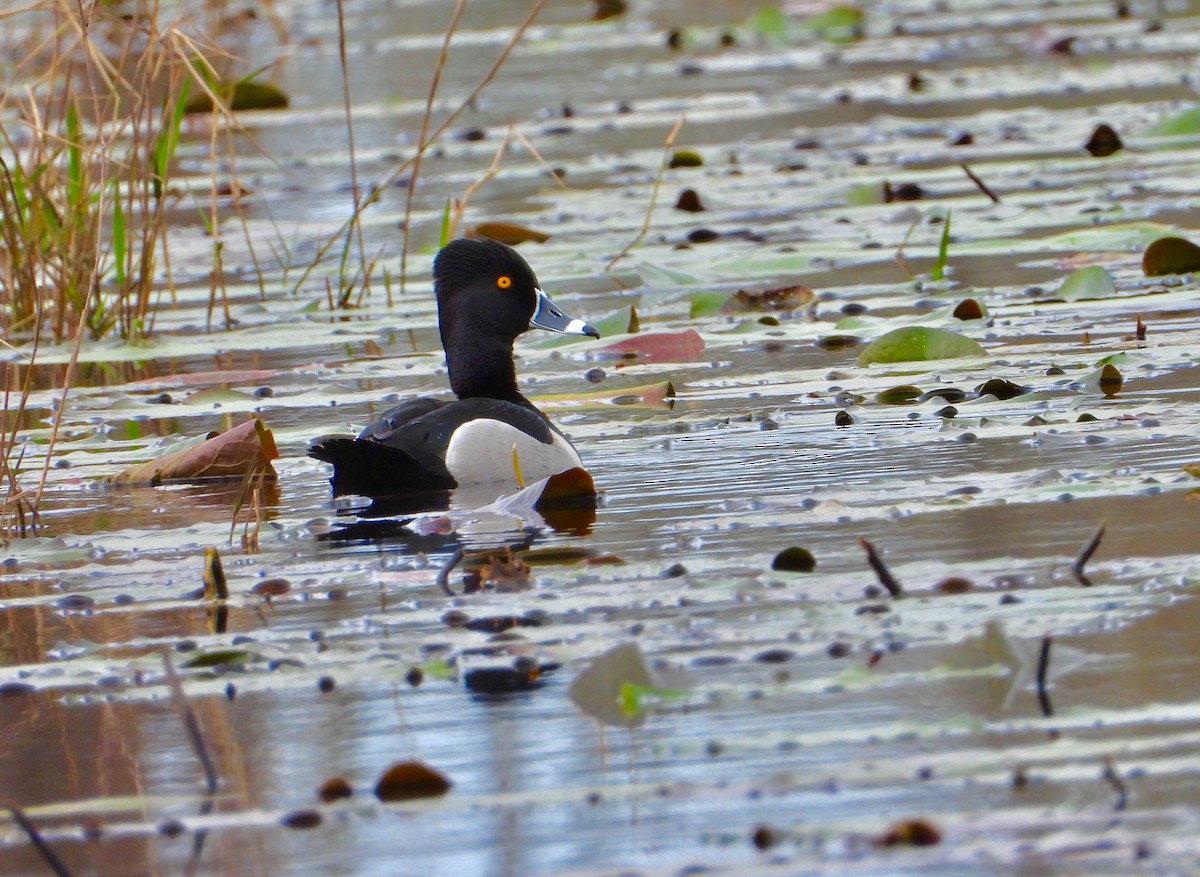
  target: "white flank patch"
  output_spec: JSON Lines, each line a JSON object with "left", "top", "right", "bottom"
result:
{"left": 444, "top": 419, "right": 582, "bottom": 487}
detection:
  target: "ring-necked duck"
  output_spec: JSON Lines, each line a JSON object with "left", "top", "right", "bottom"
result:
{"left": 309, "top": 238, "right": 599, "bottom": 500}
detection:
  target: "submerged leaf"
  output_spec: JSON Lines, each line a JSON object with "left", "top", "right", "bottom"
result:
{"left": 857, "top": 327, "right": 986, "bottom": 365}
{"left": 569, "top": 642, "right": 692, "bottom": 728}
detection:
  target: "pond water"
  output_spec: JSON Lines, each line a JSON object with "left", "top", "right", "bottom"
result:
{"left": 3, "top": 0, "right": 1200, "bottom": 874}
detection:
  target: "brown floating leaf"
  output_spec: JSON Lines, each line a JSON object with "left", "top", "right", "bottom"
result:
{"left": 1184, "top": 462, "right": 1200, "bottom": 477}
{"left": 186, "top": 80, "right": 289, "bottom": 114}
{"left": 592, "top": 0, "right": 627, "bottom": 20}
{"left": 1098, "top": 363, "right": 1123, "bottom": 396}
{"left": 374, "top": 761, "right": 452, "bottom": 802}
{"left": 772, "top": 547, "right": 816, "bottom": 573}
{"left": 105, "top": 417, "right": 279, "bottom": 486}
{"left": 883, "top": 181, "right": 924, "bottom": 202}
{"left": 250, "top": 577, "right": 290, "bottom": 597}
{"left": 975, "top": 379, "right": 1029, "bottom": 400}
{"left": 536, "top": 467, "right": 598, "bottom": 508}
{"left": 1142, "top": 235, "right": 1200, "bottom": 276}
{"left": 468, "top": 222, "right": 550, "bottom": 245}
{"left": 280, "top": 810, "right": 322, "bottom": 830}
{"left": 674, "top": 188, "right": 705, "bottom": 212}
{"left": 1084, "top": 123, "right": 1123, "bottom": 157}
{"left": 727, "top": 284, "right": 814, "bottom": 313}
{"left": 952, "top": 298, "right": 985, "bottom": 320}
{"left": 317, "top": 777, "right": 354, "bottom": 802}
{"left": 876, "top": 819, "right": 942, "bottom": 847}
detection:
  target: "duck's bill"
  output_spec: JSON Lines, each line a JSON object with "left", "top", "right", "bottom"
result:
{"left": 530, "top": 289, "right": 600, "bottom": 338}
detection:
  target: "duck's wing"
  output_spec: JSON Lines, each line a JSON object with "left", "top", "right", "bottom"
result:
{"left": 357, "top": 397, "right": 447, "bottom": 441}
{"left": 309, "top": 399, "right": 557, "bottom": 499}
{"left": 308, "top": 434, "right": 454, "bottom": 496}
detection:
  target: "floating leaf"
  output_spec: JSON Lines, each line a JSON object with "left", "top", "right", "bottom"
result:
{"left": 952, "top": 299, "right": 985, "bottom": 320}
{"left": 875, "top": 385, "right": 923, "bottom": 405}
{"left": 802, "top": 4, "right": 864, "bottom": 41}
{"left": 635, "top": 261, "right": 708, "bottom": 288}
{"left": 1144, "top": 107, "right": 1200, "bottom": 137}
{"left": 876, "top": 819, "right": 942, "bottom": 847}
{"left": 468, "top": 222, "right": 550, "bottom": 245}
{"left": 746, "top": 4, "right": 792, "bottom": 38}
{"left": 374, "top": 761, "right": 452, "bottom": 802}
{"left": 675, "top": 189, "right": 705, "bottom": 212}
{"left": 536, "top": 380, "right": 676, "bottom": 407}
{"left": 975, "top": 379, "right": 1029, "bottom": 400}
{"left": 1083, "top": 123, "right": 1123, "bottom": 157}
{"left": 668, "top": 150, "right": 704, "bottom": 169}
{"left": 181, "top": 649, "right": 259, "bottom": 669}
{"left": 186, "top": 80, "right": 289, "bottom": 114}
{"left": 728, "top": 284, "right": 814, "bottom": 312}
{"left": 1057, "top": 265, "right": 1118, "bottom": 301}
{"left": 104, "top": 417, "right": 279, "bottom": 486}
{"left": 1142, "top": 236, "right": 1200, "bottom": 276}
{"left": 600, "top": 329, "right": 705, "bottom": 363}
{"left": 857, "top": 327, "right": 986, "bottom": 365}
{"left": 772, "top": 547, "right": 816, "bottom": 572}
{"left": 689, "top": 290, "right": 732, "bottom": 318}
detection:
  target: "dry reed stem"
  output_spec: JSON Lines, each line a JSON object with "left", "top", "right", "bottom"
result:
{"left": 400, "top": 0, "right": 468, "bottom": 296}
{"left": 448, "top": 127, "right": 515, "bottom": 239}
{"left": 334, "top": 0, "right": 370, "bottom": 302}
{"left": 293, "top": 0, "right": 552, "bottom": 297}
{"left": 605, "top": 114, "right": 686, "bottom": 272}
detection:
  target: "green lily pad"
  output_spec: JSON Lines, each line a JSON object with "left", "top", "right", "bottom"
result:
{"left": 689, "top": 290, "right": 733, "bottom": 318}
{"left": 1057, "top": 265, "right": 1118, "bottom": 301}
{"left": 1144, "top": 107, "right": 1200, "bottom": 137}
{"left": 858, "top": 326, "right": 987, "bottom": 365}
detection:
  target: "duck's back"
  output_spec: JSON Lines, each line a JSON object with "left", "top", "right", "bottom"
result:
{"left": 309, "top": 397, "right": 580, "bottom": 497}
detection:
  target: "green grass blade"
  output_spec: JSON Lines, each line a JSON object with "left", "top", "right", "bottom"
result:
{"left": 438, "top": 197, "right": 452, "bottom": 248}
{"left": 66, "top": 100, "right": 83, "bottom": 212}
{"left": 931, "top": 210, "right": 951, "bottom": 281}
{"left": 111, "top": 177, "right": 126, "bottom": 286}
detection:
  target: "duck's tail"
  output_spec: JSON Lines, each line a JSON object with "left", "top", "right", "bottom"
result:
{"left": 308, "top": 435, "right": 455, "bottom": 498}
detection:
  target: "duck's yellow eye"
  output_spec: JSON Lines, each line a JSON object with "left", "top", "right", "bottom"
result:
{"left": 497, "top": 276, "right": 512, "bottom": 289}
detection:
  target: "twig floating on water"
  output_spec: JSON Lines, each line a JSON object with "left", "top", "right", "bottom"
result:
{"left": 2, "top": 804, "right": 74, "bottom": 877}
{"left": 162, "top": 653, "right": 219, "bottom": 795}
{"left": 858, "top": 537, "right": 904, "bottom": 598}
{"left": 1102, "top": 757, "right": 1128, "bottom": 811}
{"left": 436, "top": 547, "right": 466, "bottom": 596}
{"left": 1036, "top": 635, "right": 1054, "bottom": 718}
{"left": 960, "top": 162, "right": 1001, "bottom": 203}
{"left": 1071, "top": 521, "right": 1106, "bottom": 584}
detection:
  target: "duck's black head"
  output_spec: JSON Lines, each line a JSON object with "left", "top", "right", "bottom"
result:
{"left": 433, "top": 238, "right": 598, "bottom": 402}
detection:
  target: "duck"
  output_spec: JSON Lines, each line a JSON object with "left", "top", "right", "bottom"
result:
{"left": 309, "top": 238, "right": 600, "bottom": 502}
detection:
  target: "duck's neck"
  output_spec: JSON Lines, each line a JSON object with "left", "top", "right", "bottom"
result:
{"left": 444, "top": 335, "right": 532, "bottom": 407}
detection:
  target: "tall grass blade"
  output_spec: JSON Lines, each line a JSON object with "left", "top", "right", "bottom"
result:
{"left": 932, "top": 210, "right": 952, "bottom": 281}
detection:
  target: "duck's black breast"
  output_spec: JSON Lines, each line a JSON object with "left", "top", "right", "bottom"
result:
{"left": 309, "top": 397, "right": 557, "bottom": 498}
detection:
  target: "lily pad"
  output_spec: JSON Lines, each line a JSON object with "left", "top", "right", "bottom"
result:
{"left": 1057, "top": 265, "right": 1118, "bottom": 301}
{"left": 1144, "top": 106, "right": 1200, "bottom": 137}
{"left": 1142, "top": 236, "right": 1200, "bottom": 276}
{"left": 857, "top": 327, "right": 987, "bottom": 365}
